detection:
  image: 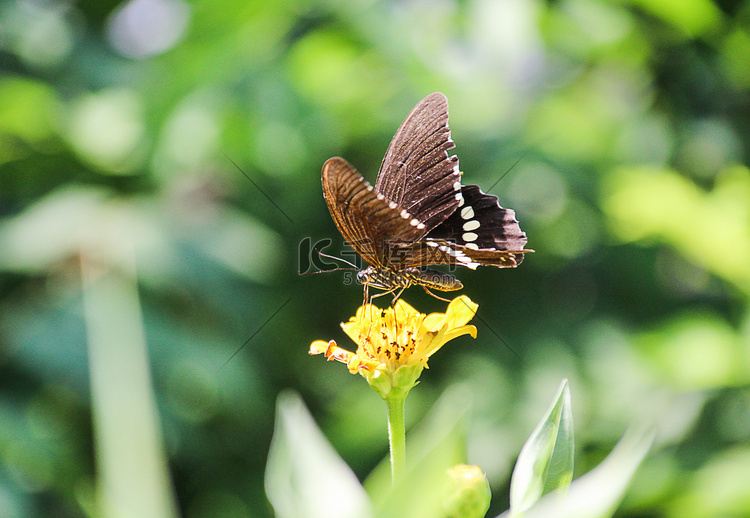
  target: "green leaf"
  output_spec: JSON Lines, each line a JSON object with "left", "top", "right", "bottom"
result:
{"left": 501, "top": 427, "right": 653, "bottom": 518}
{"left": 509, "top": 379, "right": 574, "bottom": 515}
{"left": 265, "top": 391, "right": 373, "bottom": 518}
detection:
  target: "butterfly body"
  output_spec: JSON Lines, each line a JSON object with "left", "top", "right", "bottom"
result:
{"left": 357, "top": 266, "right": 463, "bottom": 292}
{"left": 322, "top": 93, "right": 531, "bottom": 298}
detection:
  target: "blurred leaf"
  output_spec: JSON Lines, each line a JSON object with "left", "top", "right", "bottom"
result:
{"left": 0, "top": 76, "right": 57, "bottom": 146}
{"left": 720, "top": 27, "right": 750, "bottom": 89}
{"left": 81, "top": 207, "right": 179, "bottom": 518}
{"left": 666, "top": 446, "right": 750, "bottom": 518}
{"left": 265, "top": 391, "right": 373, "bottom": 518}
{"left": 636, "top": 311, "right": 748, "bottom": 389}
{"left": 501, "top": 427, "right": 653, "bottom": 518}
{"left": 190, "top": 203, "right": 284, "bottom": 284}
{"left": 602, "top": 165, "right": 750, "bottom": 294}
{"left": 287, "top": 26, "right": 388, "bottom": 135}
{"left": 0, "top": 186, "right": 110, "bottom": 272}
{"left": 624, "top": 0, "right": 722, "bottom": 37}
{"left": 508, "top": 379, "right": 574, "bottom": 516}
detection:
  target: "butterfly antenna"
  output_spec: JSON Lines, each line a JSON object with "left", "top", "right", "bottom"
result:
{"left": 299, "top": 266, "right": 357, "bottom": 276}
{"left": 299, "top": 249, "right": 359, "bottom": 276}
{"left": 317, "top": 250, "right": 359, "bottom": 269}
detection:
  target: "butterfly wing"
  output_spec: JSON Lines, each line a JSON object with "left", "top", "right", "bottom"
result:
{"left": 396, "top": 240, "right": 527, "bottom": 270}
{"left": 427, "top": 185, "right": 528, "bottom": 252}
{"left": 375, "top": 92, "right": 462, "bottom": 233}
{"left": 387, "top": 184, "right": 531, "bottom": 270}
{"left": 322, "top": 157, "right": 428, "bottom": 267}
{"left": 323, "top": 93, "right": 531, "bottom": 278}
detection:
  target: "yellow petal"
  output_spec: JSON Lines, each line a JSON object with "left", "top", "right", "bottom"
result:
{"left": 393, "top": 298, "right": 419, "bottom": 320}
{"left": 423, "top": 296, "right": 477, "bottom": 332}
{"left": 309, "top": 339, "right": 332, "bottom": 355}
{"left": 309, "top": 339, "right": 357, "bottom": 365}
{"left": 442, "top": 324, "right": 478, "bottom": 344}
{"left": 341, "top": 321, "right": 360, "bottom": 343}
{"left": 346, "top": 355, "right": 379, "bottom": 373}
{"left": 354, "top": 303, "right": 379, "bottom": 324}
{"left": 444, "top": 295, "right": 479, "bottom": 328}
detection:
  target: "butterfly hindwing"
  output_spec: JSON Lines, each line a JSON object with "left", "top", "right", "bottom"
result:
{"left": 375, "top": 92, "right": 461, "bottom": 233}
{"left": 426, "top": 185, "right": 528, "bottom": 252}
{"left": 381, "top": 184, "right": 529, "bottom": 270}
{"left": 396, "top": 240, "right": 525, "bottom": 270}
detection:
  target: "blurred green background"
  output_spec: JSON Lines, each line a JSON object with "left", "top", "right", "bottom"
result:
{"left": 1, "top": 0, "right": 750, "bottom": 516}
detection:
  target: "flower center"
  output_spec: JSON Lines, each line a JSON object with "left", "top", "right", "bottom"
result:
{"left": 357, "top": 309, "right": 422, "bottom": 366}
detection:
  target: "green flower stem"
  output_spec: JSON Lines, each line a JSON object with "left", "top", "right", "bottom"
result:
{"left": 386, "top": 394, "right": 406, "bottom": 483}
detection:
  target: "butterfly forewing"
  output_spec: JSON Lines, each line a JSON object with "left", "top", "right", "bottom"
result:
{"left": 375, "top": 92, "right": 461, "bottom": 233}
{"left": 322, "top": 157, "right": 428, "bottom": 268}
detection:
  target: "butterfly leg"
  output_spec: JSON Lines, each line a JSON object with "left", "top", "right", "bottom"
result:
{"left": 365, "top": 287, "right": 397, "bottom": 323}
{"left": 362, "top": 284, "right": 369, "bottom": 309}
{"left": 370, "top": 287, "right": 398, "bottom": 305}
{"left": 422, "top": 286, "right": 452, "bottom": 303}
{"left": 391, "top": 284, "right": 408, "bottom": 305}
{"left": 363, "top": 285, "right": 380, "bottom": 321}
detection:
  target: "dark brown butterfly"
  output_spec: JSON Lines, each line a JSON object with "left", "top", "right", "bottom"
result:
{"left": 322, "top": 92, "right": 531, "bottom": 300}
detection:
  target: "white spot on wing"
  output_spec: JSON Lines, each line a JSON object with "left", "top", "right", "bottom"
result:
{"left": 461, "top": 207, "right": 475, "bottom": 220}
{"left": 377, "top": 193, "right": 385, "bottom": 200}
{"left": 463, "top": 232, "right": 478, "bottom": 242}
{"left": 463, "top": 220, "right": 480, "bottom": 231}
{"left": 457, "top": 196, "right": 465, "bottom": 207}
{"left": 410, "top": 218, "right": 421, "bottom": 227}
{"left": 400, "top": 209, "right": 410, "bottom": 219}
{"left": 465, "top": 243, "right": 479, "bottom": 250}
{"left": 453, "top": 181, "right": 462, "bottom": 191}
{"left": 389, "top": 201, "right": 398, "bottom": 209}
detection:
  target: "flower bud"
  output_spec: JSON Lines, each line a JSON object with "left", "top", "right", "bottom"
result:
{"left": 443, "top": 464, "right": 491, "bottom": 518}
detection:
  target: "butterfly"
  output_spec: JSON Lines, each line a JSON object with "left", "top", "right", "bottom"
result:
{"left": 321, "top": 92, "right": 531, "bottom": 301}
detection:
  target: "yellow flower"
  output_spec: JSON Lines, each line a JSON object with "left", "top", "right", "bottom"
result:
{"left": 310, "top": 296, "right": 478, "bottom": 399}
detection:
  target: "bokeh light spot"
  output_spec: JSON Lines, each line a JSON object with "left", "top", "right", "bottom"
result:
{"left": 106, "top": 0, "right": 191, "bottom": 59}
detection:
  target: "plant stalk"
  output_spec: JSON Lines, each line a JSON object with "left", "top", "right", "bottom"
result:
{"left": 386, "top": 394, "right": 406, "bottom": 484}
